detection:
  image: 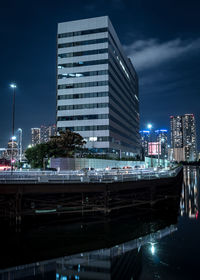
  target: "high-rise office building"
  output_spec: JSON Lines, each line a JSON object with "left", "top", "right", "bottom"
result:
{"left": 7, "top": 138, "right": 18, "bottom": 159}
{"left": 31, "top": 128, "right": 41, "bottom": 146}
{"left": 182, "top": 114, "right": 197, "bottom": 161}
{"left": 41, "top": 125, "right": 57, "bottom": 143}
{"left": 139, "top": 130, "right": 150, "bottom": 159}
{"left": 170, "top": 114, "right": 197, "bottom": 162}
{"left": 56, "top": 16, "right": 140, "bottom": 157}
{"left": 31, "top": 125, "right": 56, "bottom": 146}
{"left": 155, "top": 129, "right": 168, "bottom": 159}
{"left": 49, "top": 124, "right": 57, "bottom": 138}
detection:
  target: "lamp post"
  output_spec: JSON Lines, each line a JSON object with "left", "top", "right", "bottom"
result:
{"left": 10, "top": 83, "right": 17, "bottom": 173}
{"left": 147, "top": 124, "right": 153, "bottom": 168}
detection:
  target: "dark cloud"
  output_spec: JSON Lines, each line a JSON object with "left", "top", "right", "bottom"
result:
{"left": 124, "top": 37, "right": 200, "bottom": 71}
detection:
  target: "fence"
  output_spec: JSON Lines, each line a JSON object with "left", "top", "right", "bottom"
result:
{"left": 0, "top": 166, "right": 182, "bottom": 184}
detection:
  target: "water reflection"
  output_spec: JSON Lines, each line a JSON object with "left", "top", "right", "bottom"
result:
{"left": 180, "top": 166, "right": 199, "bottom": 219}
{"left": 0, "top": 224, "right": 177, "bottom": 280}
{"left": 0, "top": 166, "right": 199, "bottom": 280}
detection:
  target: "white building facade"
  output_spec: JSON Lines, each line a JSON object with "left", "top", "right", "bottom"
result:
{"left": 56, "top": 16, "right": 140, "bottom": 157}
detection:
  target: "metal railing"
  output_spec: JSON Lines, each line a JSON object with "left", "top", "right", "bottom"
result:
{"left": 0, "top": 166, "right": 182, "bottom": 184}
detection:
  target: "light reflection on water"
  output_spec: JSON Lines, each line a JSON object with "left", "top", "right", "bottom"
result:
{"left": 0, "top": 166, "right": 199, "bottom": 280}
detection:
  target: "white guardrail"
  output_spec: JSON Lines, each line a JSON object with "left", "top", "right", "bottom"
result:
{"left": 0, "top": 166, "right": 182, "bottom": 184}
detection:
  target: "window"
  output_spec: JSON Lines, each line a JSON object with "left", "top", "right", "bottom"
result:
{"left": 57, "top": 103, "right": 108, "bottom": 110}
{"left": 58, "top": 81, "right": 108, "bottom": 90}
{"left": 58, "top": 38, "right": 108, "bottom": 48}
{"left": 58, "top": 59, "right": 108, "bottom": 69}
{"left": 58, "top": 70, "right": 108, "bottom": 80}
{"left": 58, "top": 48, "right": 108, "bottom": 58}
{"left": 58, "top": 27, "right": 107, "bottom": 38}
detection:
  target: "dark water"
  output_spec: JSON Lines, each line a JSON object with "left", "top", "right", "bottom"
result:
{"left": 0, "top": 166, "right": 199, "bottom": 280}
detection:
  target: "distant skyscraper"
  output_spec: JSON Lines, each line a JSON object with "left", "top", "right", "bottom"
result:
{"left": 140, "top": 129, "right": 168, "bottom": 160}
{"left": 31, "top": 128, "right": 41, "bottom": 146}
{"left": 139, "top": 130, "right": 150, "bottom": 159}
{"left": 41, "top": 125, "right": 57, "bottom": 143}
{"left": 155, "top": 129, "right": 168, "bottom": 159}
{"left": 7, "top": 138, "right": 18, "bottom": 159}
{"left": 170, "top": 114, "right": 197, "bottom": 162}
{"left": 49, "top": 124, "right": 57, "bottom": 138}
{"left": 56, "top": 16, "right": 140, "bottom": 158}
{"left": 182, "top": 114, "right": 197, "bottom": 161}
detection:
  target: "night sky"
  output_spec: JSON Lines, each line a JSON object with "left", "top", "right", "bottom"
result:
{"left": 1, "top": 0, "right": 200, "bottom": 149}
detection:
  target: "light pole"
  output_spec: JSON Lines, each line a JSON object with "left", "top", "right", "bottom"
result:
{"left": 17, "top": 128, "right": 23, "bottom": 162}
{"left": 10, "top": 83, "right": 17, "bottom": 173}
{"left": 147, "top": 123, "right": 153, "bottom": 168}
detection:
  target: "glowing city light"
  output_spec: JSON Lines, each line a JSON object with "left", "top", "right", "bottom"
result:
{"left": 150, "top": 243, "right": 155, "bottom": 255}
{"left": 10, "top": 83, "right": 17, "bottom": 89}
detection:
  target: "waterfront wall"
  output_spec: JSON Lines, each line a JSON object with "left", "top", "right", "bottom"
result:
{"left": 50, "top": 158, "right": 146, "bottom": 170}
{"left": 145, "top": 157, "right": 170, "bottom": 168}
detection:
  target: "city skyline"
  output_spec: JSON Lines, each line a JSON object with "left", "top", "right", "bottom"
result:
{"left": 0, "top": 0, "right": 200, "bottom": 149}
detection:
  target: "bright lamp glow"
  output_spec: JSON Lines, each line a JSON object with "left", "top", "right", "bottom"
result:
{"left": 10, "top": 83, "right": 17, "bottom": 88}
{"left": 150, "top": 244, "right": 155, "bottom": 255}
{"left": 147, "top": 124, "right": 152, "bottom": 129}
{"left": 11, "top": 136, "right": 17, "bottom": 140}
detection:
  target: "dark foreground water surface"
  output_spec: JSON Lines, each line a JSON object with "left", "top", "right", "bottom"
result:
{"left": 0, "top": 166, "right": 199, "bottom": 280}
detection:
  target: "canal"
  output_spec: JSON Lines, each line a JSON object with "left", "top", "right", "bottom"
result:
{"left": 0, "top": 166, "right": 199, "bottom": 279}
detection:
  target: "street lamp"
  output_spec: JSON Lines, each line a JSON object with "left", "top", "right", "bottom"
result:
{"left": 10, "top": 83, "right": 17, "bottom": 173}
{"left": 147, "top": 123, "right": 153, "bottom": 168}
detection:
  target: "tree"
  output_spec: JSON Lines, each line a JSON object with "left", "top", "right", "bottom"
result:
{"left": 25, "top": 143, "right": 49, "bottom": 168}
{"left": 49, "top": 129, "right": 86, "bottom": 157}
{"left": 25, "top": 130, "right": 86, "bottom": 168}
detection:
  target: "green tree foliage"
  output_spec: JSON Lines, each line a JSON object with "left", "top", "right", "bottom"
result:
{"left": 49, "top": 130, "right": 86, "bottom": 157}
{"left": 25, "top": 143, "right": 49, "bottom": 168}
{"left": 25, "top": 130, "right": 86, "bottom": 168}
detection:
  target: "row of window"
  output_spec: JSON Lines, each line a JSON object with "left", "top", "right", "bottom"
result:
{"left": 57, "top": 114, "right": 108, "bottom": 121}
{"left": 58, "top": 38, "right": 108, "bottom": 48}
{"left": 58, "top": 80, "right": 108, "bottom": 89}
{"left": 58, "top": 103, "right": 108, "bottom": 110}
{"left": 84, "top": 136, "right": 110, "bottom": 142}
{"left": 64, "top": 125, "right": 109, "bottom": 131}
{"left": 110, "top": 114, "right": 134, "bottom": 135}
{"left": 110, "top": 61, "right": 134, "bottom": 105}
{"left": 110, "top": 81, "right": 139, "bottom": 126}
{"left": 58, "top": 123, "right": 137, "bottom": 147}
{"left": 109, "top": 103, "right": 138, "bottom": 131}
{"left": 110, "top": 125, "right": 138, "bottom": 144}
{"left": 57, "top": 91, "right": 108, "bottom": 100}
{"left": 109, "top": 50, "right": 136, "bottom": 92}
{"left": 58, "top": 48, "right": 107, "bottom": 58}
{"left": 109, "top": 42, "right": 130, "bottom": 80}
{"left": 109, "top": 32, "right": 137, "bottom": 82}
{"left": 109, "top": 73, "right": 137, "bottom": 114}
{"left": 58, "top": 27, "right": 108, "bottom": 38}
{"left": 58, "top": 59, "right": 108, "bottom": 69}
{"left": 58, "top": 70, "right": 108, "bottom": 80}
{"left": 57, "top": 112, "right": 134, "bottom": 139}
{"left": 109, "top": 72, "right": 138, "bottom": 119}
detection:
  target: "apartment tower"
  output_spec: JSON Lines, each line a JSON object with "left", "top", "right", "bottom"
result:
{"left": 170, "top": 114, "right": 197, "bottom": 162}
